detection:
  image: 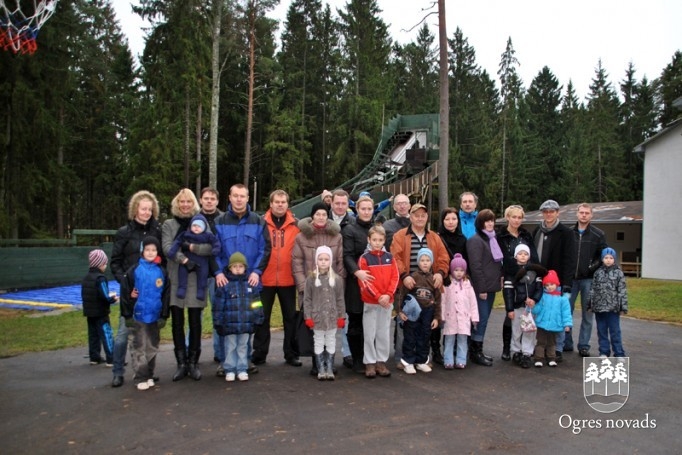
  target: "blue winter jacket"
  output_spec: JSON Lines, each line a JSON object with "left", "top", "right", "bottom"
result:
{"left": 211, "top": 273, "right": 265, "bottom": 336}
{"left": 532, "top": 292, "right": 573, "bottom": 332}
{"left": 121, "top": 259, "right": 170, "bottom": 324}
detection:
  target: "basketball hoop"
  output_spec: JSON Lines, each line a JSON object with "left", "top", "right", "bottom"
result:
{"left": 0, "top": 0, "right": 58, "bottom": 54}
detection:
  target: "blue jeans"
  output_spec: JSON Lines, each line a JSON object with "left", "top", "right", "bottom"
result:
{"left": 595, "top": 312, "right": 625, "bottom": 357}
{"left": 471, "top": 292, "right": 496, "bottom": 343}
{"left": 559, "top": 278, "right": 594, "bottom": 351}
{"left": 213, "top": 329, "right": 225, "bottom": 362}
{"left": 402, "top": 306, "right": 434, "bottom": 365}
{"left": 112, "top": 316, "right": 129, "bottom": 376}
{"left": 443, "top": 334, "right": 468, "bottom": 366}
{"left": 224, "top": 333, "right": 251, "bottom": 374}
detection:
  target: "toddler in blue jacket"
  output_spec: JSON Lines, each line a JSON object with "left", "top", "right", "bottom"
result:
{"left": 532, "top": 270, "right": 572, "bottom": 367}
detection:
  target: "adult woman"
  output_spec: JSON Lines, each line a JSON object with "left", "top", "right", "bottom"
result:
{"left": 110, "top": 190, "right": 162, "bottom": 388}
{"left": 292, "top": 202, "right": 346, "bottom": 375}
{"left": 162, "top": 188, "right": 214, "bottom": 381}
{"left": 431, "top": 208, "right": 469, "bottom": 365}
{"left": 341, "top": 196, "right": 376, "bottom": 374}
{"left": 466, "top": 209, "right": 504, "bottom": 366}
{"left": 497, "top": 205, "right": 539, "bottom": 361}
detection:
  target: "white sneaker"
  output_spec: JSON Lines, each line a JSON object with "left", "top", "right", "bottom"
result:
{"left": 415, "top": 363, "right": 432, "bottom": 373}
{"left": 534, "top": 361, "right": 543, "bottom": 368}
{"left": 400, "top": 358, "right": 416, "bottom": 374}
{"left": 548, "top": 361, "right": 558, "bottom": 367}
{"left": 225, "top": 373, "right": 236, "bottom": 382}
{"left": 147, "top": 378, "right": 155, "bottom": 387}
{"left": 237, "top": 372, "right": 249, "bottom": 382}
{"left": 136, "top": 381, "right": 150, "bottom": 391}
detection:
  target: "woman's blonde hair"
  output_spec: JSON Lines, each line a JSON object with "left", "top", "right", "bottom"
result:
{"left": 127, "top": 190, "right": 160, "bottom": 221}
{"left": 170, "top": 188, "right": 200, "bottom": 218}
{"left": 504, "top": 204, "right": 524, "bottom": 220}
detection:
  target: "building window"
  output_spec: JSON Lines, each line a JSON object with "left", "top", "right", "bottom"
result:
{"left": 616, "top": 231, "right": 625, "bottom": 241}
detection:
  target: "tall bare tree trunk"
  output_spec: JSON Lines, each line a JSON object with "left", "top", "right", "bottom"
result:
{"left": 437, "top": 0, "right": 450, "bottom": 211}
{"left": 195, "top": 100, "right": 203, "bottom": 195}
{"left": 208, "top": 0, "right": 222, "bottom": 190}
{"left": 184, "top": 88, "right": 191, "bottom": 187}
{"left": 243, "top": 1, "right": 256, "bottom": 186}
{"left": 57, "top": 106, "right": 64, "bottom": 238}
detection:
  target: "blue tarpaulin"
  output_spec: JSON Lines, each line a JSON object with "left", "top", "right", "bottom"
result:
{"left": 0, "top": 281, "right": 120, "bottom": 311}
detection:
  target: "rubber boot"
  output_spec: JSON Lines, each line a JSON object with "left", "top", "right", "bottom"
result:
{"left": 326, "top": 352, "right": 335, "bottom": 380}
{"left": 430, "top": 327, "right": 444, "bottom": 365}
{"left": 187, "top": 349, "right": 202, "bottom": 380}
{"left": 470, "top": 340, "right": 493, "bottom": 366}
{"left": 315, "top": 353, "right": 326, "bottom": 381}
{"left": 172, "top": 349, "right": 188, "bottom": 382}
{"left": 501, "top": 323, "right": 512, "bottom": 361}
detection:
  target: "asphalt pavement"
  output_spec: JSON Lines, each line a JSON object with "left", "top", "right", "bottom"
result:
{"left": 1, "top": 309, "right": 680, "bottom": 454}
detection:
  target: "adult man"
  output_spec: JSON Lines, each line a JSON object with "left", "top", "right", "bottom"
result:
{"left": 563, "top": 203, "right": 608, "bottom": 357}
{"left": 252, "top": 190, "right": 302, "bottom": 367}
{"left": 213, "top": 184, "right": 271, "bottom": 374}
{"left": 390, "top": 203, "right": 450, "bottom": 368}
{"left": 532, "top": 199, "right": 576, "bottom": 361}
{"left": 199, "top": 187, "right": 226, "bottom": 367}
{"left": 382, "top": 194, "right": 411, "bottom": 250}
{"left": 330, "top": 189, "right": 355, "bottom": 229}
{"left": 459, "top": 192, "right": 479, "bottom": 239}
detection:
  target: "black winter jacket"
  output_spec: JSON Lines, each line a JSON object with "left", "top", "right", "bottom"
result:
{"left": 81, "top": 269, "right": 116, "bottom": 317}
{"left": 502, "top": 263, "right": 546, "bottom": 312}
{"left": 110, "top": 219, "right": 162, "bottom": 283}
{"left": 532, "top": 222, "right": 576, "bottom": 294}
{"left": 342, "top": 216, "right": 373, "bottom": 313}
{"left": 572, "top": 223, "right": 608, "bottom": 280}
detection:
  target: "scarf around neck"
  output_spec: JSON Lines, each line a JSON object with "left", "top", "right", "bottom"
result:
{"left": 483, "top": 230, "right": 504, "bottom": 262}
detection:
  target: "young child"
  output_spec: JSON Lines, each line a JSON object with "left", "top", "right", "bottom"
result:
{"left": 304, "top": 246, "right": 345, "bottom": 380}
{"left": 531, "top": 270, "right": 572, "bottom": 367}
{"left": 441, "top": 253, "right": 479, "bottom": 369}
{"left": 358, "top": 226, "right": 400, "bottom": 378}
{"left": 586, "top": 247, "right": 628, "bottom": 358}
{"left": 120, "top": 237, "right": 170, "bottom": 391}
{"left": 212, "top": 252, "right": 265, "bottom": 382}
{"left": 167, "top": 214, "right": 221, "bottom": 300}
{"left": 503, "top": 244, "right": 545, "bottom": 369}
{"left": 81, "top": 249, "right": 118, "bottom": 366}
{"left": 397, "top": 247, "right": 441, "bottom": 374}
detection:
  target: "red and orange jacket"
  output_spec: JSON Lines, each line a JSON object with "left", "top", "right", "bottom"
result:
{"left": 261, "top": 210, "right": 299, "bottom": 287}
{"left": 357, "top": 249, "right": 400, "bottom": 305}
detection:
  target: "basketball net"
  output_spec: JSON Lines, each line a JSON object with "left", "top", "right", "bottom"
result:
{"left": 0, "top": 0, "right": 58, "bottom": 54}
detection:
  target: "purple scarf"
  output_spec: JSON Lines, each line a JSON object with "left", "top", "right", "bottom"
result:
{"left": 484, "top": 230, "right": 504, "bottom": 262}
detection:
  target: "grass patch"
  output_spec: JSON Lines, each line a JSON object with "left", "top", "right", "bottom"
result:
{"left": 0, "top": 299, "right": 284, "bottom": 358}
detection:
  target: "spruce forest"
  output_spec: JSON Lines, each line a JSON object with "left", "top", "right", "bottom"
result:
{"left": 1, "top": 0, "right": 681, "bottom": 239}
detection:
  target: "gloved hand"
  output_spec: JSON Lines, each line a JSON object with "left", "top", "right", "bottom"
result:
{"left": 184, "top": 260, "right": 198, "bottom": 272}
{"left": 337, "top": 318, "right": 345, "bottom": 329}
{"left": 181, "top": 241, "right": 192, "bottom": 253}
{"left": 124, "top": 318, "right": 135, "bottom": 328}
{"left": 157, "top": 318, "right": 166, "bottom": 329}
{"left": 305, "top": 318, "right": 314, "bottom": 329}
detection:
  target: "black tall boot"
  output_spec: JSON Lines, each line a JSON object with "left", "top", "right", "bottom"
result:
{"left": 430, "top": 327, "right": 444, "bottom": 365}
{"left": 172, "top": 349, "right": 188, "bottom": 382}
{"left": 347, "top": 333, "right": 365, "bottom": 374}
{"left": 187, "top": 349, "right": 202, "bottom": 380}
{"left": 501, "top": 323, "right": 512, "bottom": 361}
{"left": 309, "top": 355, "right": 318, "bottom": 376}
{"left": 470, "top": 340, "right": 493, "bottom": 366}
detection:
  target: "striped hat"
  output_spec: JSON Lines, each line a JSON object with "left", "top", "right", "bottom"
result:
{"left": 88, "top": 249, "right": 108, "bottom": 269}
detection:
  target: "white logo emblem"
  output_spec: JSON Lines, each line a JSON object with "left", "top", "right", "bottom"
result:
{"left": 583, "top": 357, "right": 629, "bottom": 413}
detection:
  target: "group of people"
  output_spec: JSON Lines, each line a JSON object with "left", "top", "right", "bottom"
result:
{"left": 81, "top": 186, "right": 629, "bottom": 390}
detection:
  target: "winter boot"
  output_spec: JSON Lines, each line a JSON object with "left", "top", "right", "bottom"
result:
{"left": 326, "top": 352, "right": 336, "bottom": 380}
{"left": 315, "top": 353, "right": 326, "bottom": 381}
{"left": 470, "top": 340, "right": 493, "bottom": 367}
{"left": 501, "top": 324, "right": 512, "bottom": 361}
{"left": 187, "top": 349, "right": 202, "bottom": 380}
{"left": 347, "top": 332, "right": 366, "bottom": 374}
{"left": 309, "top": 355, "right": 318, "bottom": 376}
{"left": 172, "top": 349, "right": 188, "bottom": 382}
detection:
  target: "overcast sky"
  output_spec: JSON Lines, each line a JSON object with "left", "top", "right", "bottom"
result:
{"left": 113, "top": 0, "right": 681, "bottom": 101}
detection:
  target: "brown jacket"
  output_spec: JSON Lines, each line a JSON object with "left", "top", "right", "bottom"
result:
{"left": 390, "top": 225, "right": 450, "bottom": 281}
{"left": 292, "top": 217, "right": 346, "bottom": 293}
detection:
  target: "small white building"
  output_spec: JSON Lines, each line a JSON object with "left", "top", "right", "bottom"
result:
{"left": 634, "top": 117, "right": 682, "bottom": 281}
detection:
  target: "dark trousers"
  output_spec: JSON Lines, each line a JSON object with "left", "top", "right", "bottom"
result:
{"left": 534, "top": 328, "right": 558, "bottom": 361}
{"left": 253, "top": 285, "right": 298, "bottom": 361}
{"left": 87, "top": 315, "right": 114, "bottom": 363}
{"left": 402, "top": 306, "right": 434, "bottom": 365}
{"left": 171, "top": 306, "right": 202, "bottom": 352}
{"left": 595, "top": 311, "right": 625, "bottom": 357}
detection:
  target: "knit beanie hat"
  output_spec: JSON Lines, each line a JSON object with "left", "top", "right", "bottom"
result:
{"left": 450, "top": 253, "right": 467, "bottom": 274}
{"left": 359, "top": 191, "right": 371, "bottom": 198}
{"left": 314, "top": 245, "right": 335, "bottom": 287}
{"left": 229, "top": 252, "right": 248, "bottom": 268}
{"left": 417, "top": 247, "right": 434, "bottom": 264}
{"left": 191, "top": 215, "right": 207, "bottom": 233}
{"left": 88, "top": 249, "right": 108, "bottom": 269}
{"left": 601, "top": 247, "right": 616, "bottom": 261}
{"left": 321, "top": 190, "right": 333, "bottom": 201}
{"left": 514, "top": 244, "right": 531, "bottom": 258}
{"left": 141, "top": 236, "right": 160, "bottom": 253}
{"left": 542, "top": 269, "right": 561, "bottom": 287}
{"left": 310, "top": 202, "right": 329, "bottom": 219}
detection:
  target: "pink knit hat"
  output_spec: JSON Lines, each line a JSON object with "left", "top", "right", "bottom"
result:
{"left": 450, "top": 253, "right": 467, "bottom": 274}
{"left": 88, "top": 249, "right": 108, "bottom": 269}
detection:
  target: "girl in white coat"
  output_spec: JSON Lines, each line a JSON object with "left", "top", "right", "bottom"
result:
{"left": 442, "top": 254, "right": 479, "bottom": 369}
